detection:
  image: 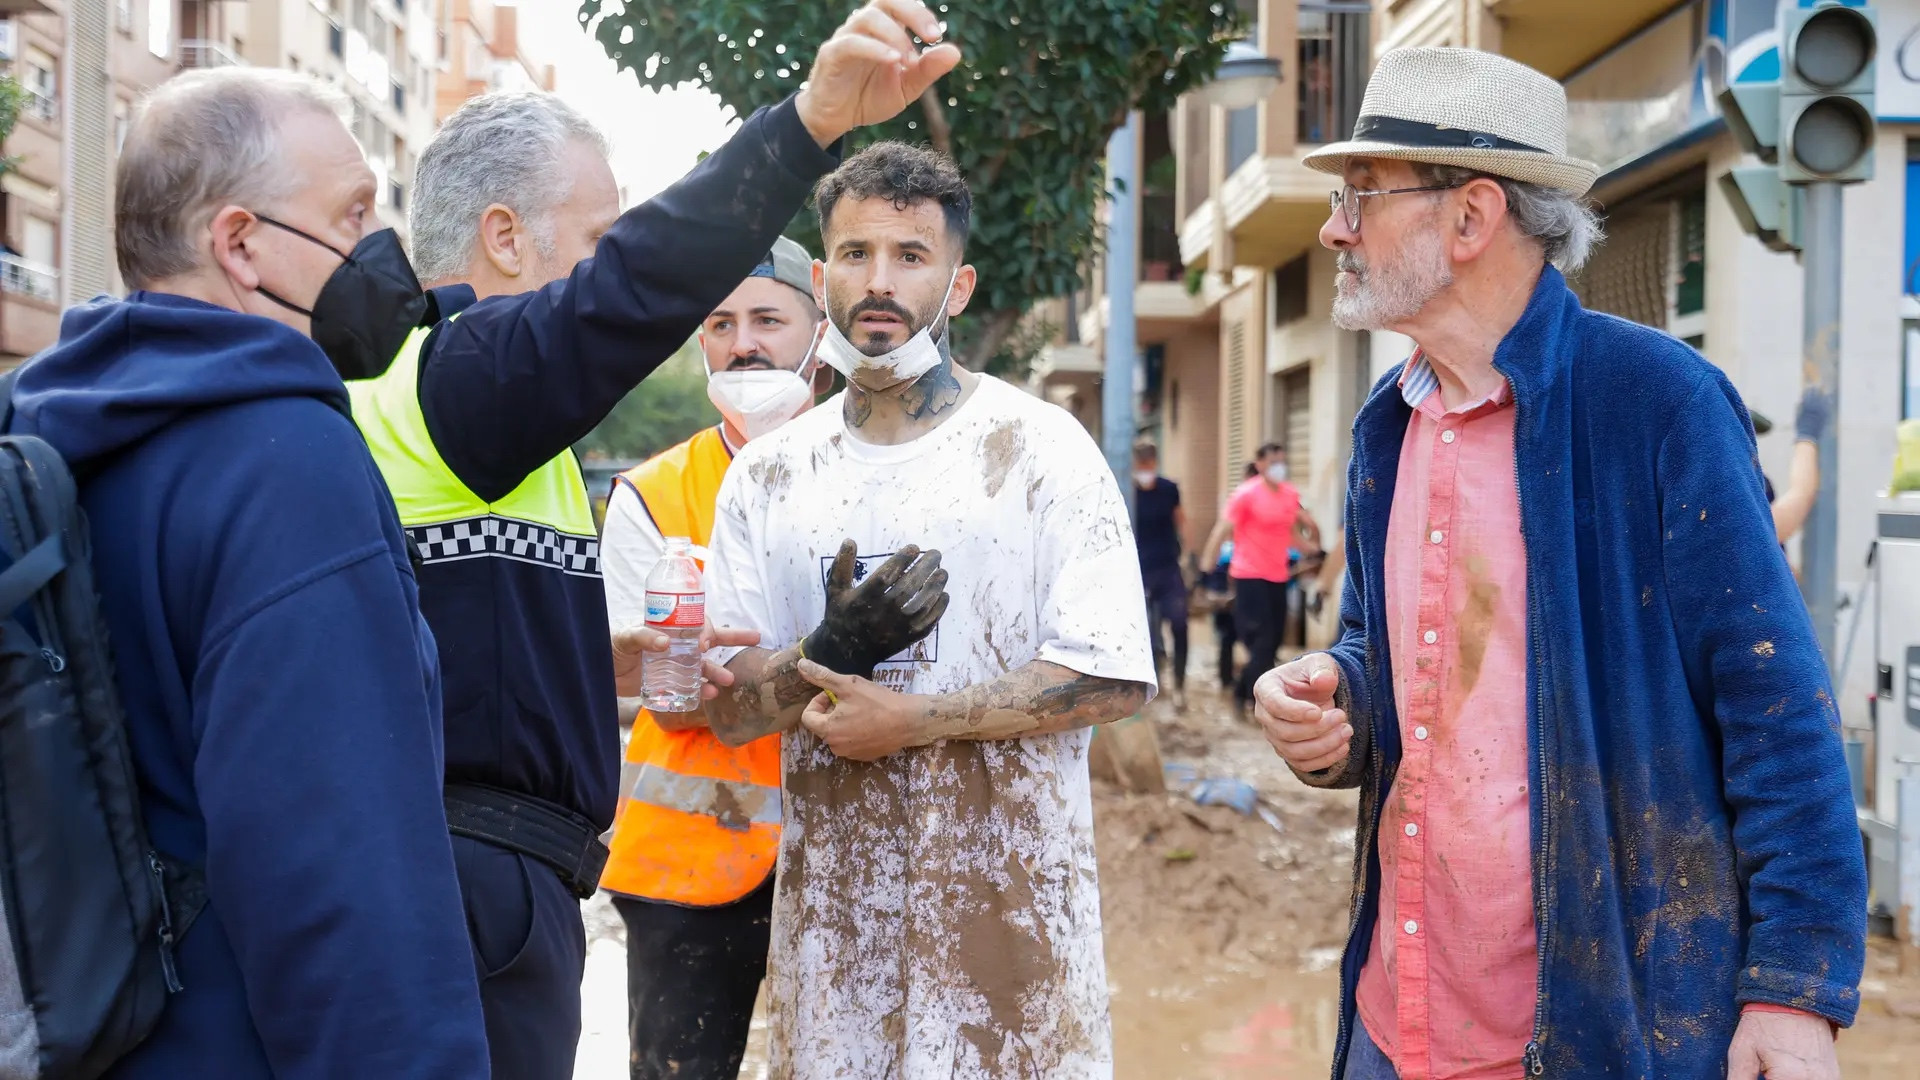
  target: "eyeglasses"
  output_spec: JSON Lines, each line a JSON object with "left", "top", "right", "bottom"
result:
{"left": 1329, "top": 182, "right": 1463, "bottom": 233}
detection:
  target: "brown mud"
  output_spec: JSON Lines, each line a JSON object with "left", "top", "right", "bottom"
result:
{"left": 574, "top": 629, "right": 1920, "bottom": 1079}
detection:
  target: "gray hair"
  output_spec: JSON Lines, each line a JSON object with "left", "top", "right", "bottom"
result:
{"left": 1413, "top": 163, "right": 1604, "bottom": 273}
{"left": 115, "top": 68, "right": 350, "bottom": 288}
{"left": 409, "top": 92, "right": 611, "bottom": 283}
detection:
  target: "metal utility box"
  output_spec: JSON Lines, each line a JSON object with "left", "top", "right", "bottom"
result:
{"left": 1862, "top": 495, "right": 1920, "bottom": 925}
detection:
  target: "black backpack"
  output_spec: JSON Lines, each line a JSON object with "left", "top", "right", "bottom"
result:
{"left": 0, "top": 370, "right": 203, "bottom": 1079}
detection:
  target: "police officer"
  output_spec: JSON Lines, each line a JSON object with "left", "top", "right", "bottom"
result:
{"left": 598, "top": 237, "right": 828, "bottom": 1080}
{"left": 346, "top": 6, "right": 961, "bottom": 1074}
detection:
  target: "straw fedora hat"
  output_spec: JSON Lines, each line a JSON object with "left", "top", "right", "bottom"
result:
{"left": 1302, "top": 47, "right": 1600, "bottom": 196}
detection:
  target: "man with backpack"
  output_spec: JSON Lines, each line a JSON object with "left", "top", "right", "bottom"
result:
{"left": 1, "top": 67, "right": 489, "bottom": 1078}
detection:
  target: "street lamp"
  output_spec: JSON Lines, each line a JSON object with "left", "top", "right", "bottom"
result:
{"left": 1101, "top": 40, "right": 1284, "bottom": 495}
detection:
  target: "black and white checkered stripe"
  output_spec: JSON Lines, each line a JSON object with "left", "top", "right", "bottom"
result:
{"left": 407, "top": 515, "right": 601, "bottom": 578}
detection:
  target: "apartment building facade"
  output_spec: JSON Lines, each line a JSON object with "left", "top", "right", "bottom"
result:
{"left": 435, "top": 0, "right": 552, "bottom": 122}
{"left": 1058, "top": 0, "right": 1920, "bottom": 658}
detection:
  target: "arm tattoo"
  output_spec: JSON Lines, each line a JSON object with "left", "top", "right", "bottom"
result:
{"left": 707, "top": 645, "right": 820, "bottom": 745}
{"left": 916, "top": 660, "right": 1150, "bottom": 742}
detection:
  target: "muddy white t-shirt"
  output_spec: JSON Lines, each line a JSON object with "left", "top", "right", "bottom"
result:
{"left": 706, "top": 374, "right": 1155, "bottom": 1080}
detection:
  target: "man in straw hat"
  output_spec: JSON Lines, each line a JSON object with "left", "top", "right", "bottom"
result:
{"left": 1253, "top": 47, "right": 1862, "bottom": 1080}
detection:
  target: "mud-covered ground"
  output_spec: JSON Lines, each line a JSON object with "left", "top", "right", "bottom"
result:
{"left": 573, "top": 631, "right": 1920, "bottom": 1079}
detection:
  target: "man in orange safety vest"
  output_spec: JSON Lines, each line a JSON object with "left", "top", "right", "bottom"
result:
{"left": 598, "top": 236, "right": 830, "bottom": 1080}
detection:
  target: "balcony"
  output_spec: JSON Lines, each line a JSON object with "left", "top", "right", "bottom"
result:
{"left": 178, "top": 39, "right": 244, "bottom": 69}
{"left": 1486, "top": 0, "right": 1685, "bottom": 80}
{"left": 21, "top": 88, "right": 54, "bottom": 126}
{"left": 0, "top": 253, "right": 58, "bottom": 304}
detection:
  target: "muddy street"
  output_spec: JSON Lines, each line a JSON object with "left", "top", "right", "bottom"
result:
{"left": 573, "top": 639, "right": 1920, "bottom": 1079}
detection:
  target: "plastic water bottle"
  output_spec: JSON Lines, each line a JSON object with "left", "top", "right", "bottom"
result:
{"left": 642, "top": 537, "right": 705, "bottom": 712}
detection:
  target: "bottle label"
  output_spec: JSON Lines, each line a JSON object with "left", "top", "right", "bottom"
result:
{"left": 645, "top": 591, "right": 705, "bottom": 629}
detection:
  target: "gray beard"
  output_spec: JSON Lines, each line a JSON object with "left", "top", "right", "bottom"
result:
{"left": 1330, "top": 231, "right": 1454, "bottom": 331}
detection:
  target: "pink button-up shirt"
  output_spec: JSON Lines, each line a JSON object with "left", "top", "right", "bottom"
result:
{"left": 1354, "top": 354, "right": 1536, "bottom": 1080}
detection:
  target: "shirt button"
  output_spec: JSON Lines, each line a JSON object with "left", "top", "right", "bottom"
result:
{"left": 1414, "top": 726, "right": 1430, "bottom": 740}
{"left": 1405, "top": 823, "right": 1419, "bottom": 837}
{"left": 1405, "top": 920, "right": 1419, "bottom": 935}
{"left": 1429, "top": 530, "right": 1444, "bottom": 544}
{"left": 1441, "top": 430, "right": 1457, "bottom": 444}
{"left": 1423, "top": 630, "right": 1438, "bottom": 645}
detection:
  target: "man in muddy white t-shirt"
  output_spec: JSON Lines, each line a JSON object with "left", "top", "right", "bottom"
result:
{"left": 703, "top": 142, "right": 1155, "bottom": 1080}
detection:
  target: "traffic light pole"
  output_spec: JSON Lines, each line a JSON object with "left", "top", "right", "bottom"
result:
{"left": 1800, "top": 180, "right": 1843, "bottom": 670}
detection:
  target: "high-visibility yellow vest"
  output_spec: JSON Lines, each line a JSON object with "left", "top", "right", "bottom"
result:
{"left": 347, "top": 323, "right": 598, "bottom": 564}
{"left": 600, "top": 426, "right": 783, "bottom": 906}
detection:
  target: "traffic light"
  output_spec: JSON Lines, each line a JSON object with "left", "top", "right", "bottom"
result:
{"left": 1779, "top": 2, "right": 1878, "bottom": 183}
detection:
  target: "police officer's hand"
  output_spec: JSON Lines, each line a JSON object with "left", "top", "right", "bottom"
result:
{"left": 1253, "top": 653, "right": 1351, "bottom": 774}
{"left": 794, "top": 660, "right": 923, "bottom": 761}
{"left": 795, "top": 0, "right": 962, "bottom": 148}
{"left": 800, "top": 539, "right": 949, "bottom": 680}
{"left": 611, "top": 624, "right": 761, "bottom": 699}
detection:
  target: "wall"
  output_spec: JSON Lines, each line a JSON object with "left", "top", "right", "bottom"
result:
{"left": 1158, "top": 326, "right": 1225, "bottom": 541}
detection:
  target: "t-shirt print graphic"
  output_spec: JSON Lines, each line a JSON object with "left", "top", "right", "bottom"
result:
{"left": 817, "top": 552, "right": 940, "bottom": 684}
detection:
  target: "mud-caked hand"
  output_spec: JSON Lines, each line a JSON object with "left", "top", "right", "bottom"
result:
{"left": 800, "top": 539, "right": 950, "bottom": 680}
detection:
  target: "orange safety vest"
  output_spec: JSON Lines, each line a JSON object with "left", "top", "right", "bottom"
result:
{"left": 600, "top": 426, "right": 783, "bottom": 906}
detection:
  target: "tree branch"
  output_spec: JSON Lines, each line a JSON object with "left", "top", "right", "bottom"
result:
{"left": 959, "top": 309, "right": 1022, "bottom": 371}
{"left": 919, "top": 87, "right": 954, "bottom": 156}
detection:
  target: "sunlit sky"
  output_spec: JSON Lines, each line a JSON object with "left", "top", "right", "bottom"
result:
{"left": 510, "top": 0, "right": 741, "bottom": 207}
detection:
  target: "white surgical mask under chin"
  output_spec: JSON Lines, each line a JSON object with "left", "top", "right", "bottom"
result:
{"left": 815, "top": 268, "right": 960, "bottom": 391}
{"left": 1133, "top": 470, "right": 1157, "bottom": 487}
{"left": 1266, "top": 463, "right": 1289, "bottom": 483}
{"left": 707, "top": 358, "right": 816, "bottom": 441}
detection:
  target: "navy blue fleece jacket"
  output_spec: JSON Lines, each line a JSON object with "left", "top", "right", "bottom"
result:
{"left": 8, "top": 293, "right": 489, "bottom": 1079}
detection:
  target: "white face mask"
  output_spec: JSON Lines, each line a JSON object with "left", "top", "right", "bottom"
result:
{"left": 706, "top": 354, "right": 817, "bottom": 441}
{"left": 1133, "top": 470, "right": 1157, "bottom": 487}
{"left": 814, "top": 268, "right": 960, "bottom": 391}
{"left": 1266, "top": 463, "right": 1289, "bottom": 484}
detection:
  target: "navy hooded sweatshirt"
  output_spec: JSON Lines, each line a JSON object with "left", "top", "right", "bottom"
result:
{"left": 7, "top": 293, "right": 490, "bottom": 1079}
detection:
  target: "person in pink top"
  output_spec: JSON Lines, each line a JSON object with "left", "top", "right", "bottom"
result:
{"left": 1203, "top": 442, "right": 1321, "bottom": 712}
{"left": 1253, "top": 46, "right": 1860, "bottom": 1080}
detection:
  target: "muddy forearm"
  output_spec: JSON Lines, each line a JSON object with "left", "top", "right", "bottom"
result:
{"left": 913, "top": 660, "right": 1150, "bottom": 742}
{"left": 709, "top": 645, "right": 816, "bottom": 745}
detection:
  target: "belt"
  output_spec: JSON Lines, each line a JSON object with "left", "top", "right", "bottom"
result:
{"left": 444, "top": 782, "right": 609, "bottom": 900}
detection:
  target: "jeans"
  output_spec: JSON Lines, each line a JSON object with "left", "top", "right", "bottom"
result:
{"left": 1342, "top": 1019, "right": 1399, "bottom": 1080}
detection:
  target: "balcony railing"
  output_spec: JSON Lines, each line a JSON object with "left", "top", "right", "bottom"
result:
{"left": 179, "top": 39, "right": 245, "bottom": 69}
{"left": 22, "top": 88, "right": 54, "bottom": 125}
{"left": 1298, "top": 3, "right": 1370, "bottom": 146}
{"left": 0, "top": 254, "right": 59, "bottom": 303}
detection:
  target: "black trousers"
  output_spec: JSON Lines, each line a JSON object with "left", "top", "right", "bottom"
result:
{"left": 1233, "top": 576, "right": 1291, "bottom": 707}
{"left": 614, "top": 875, "right": 775, "bottom": 1080}
{"left": 1141, "top": 564, "right": 1189, "bottom": 690}
{"left": 451, "top": 833, "right": 588, "bottom": 1080}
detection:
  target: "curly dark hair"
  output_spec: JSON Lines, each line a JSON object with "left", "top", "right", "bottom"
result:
{"left": 812, "top": 141, "right": 972, "bottom": 250}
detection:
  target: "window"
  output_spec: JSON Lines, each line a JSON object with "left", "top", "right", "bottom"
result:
{"left": 328, "top": 21, "right": 344, "bottom": 58}
{"left": 1905, "top": 321, "right": 1920, "bottom": 419}
{"left": 115, "top": 0, "right": 132, "bottom": 33}
{"left": 22, "top": 216, "right": 54, "bottom": 267}
{"left": 146, "top": 0, "right": 170, "bottom": 58}
{"left": 22, "top": 50, "right": 56, "bottom": 124}
{"left": 392, "top": 78, "right": 405, "bottom": 113}
{"left": 1271, "top": 255, "right": 1310, "bottom": 326}
{"left": 1675, "top": 189, "right": 1706, "bottom": 317}
{"left": 114, "top": 97, "right": 129, "bottom": 152}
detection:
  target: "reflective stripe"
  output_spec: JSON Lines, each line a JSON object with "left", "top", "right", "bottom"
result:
{"left": 407, "top": 513, "right": 601, "bottom": 577}
{"left": 628, "top": 764, "right": 782, "bottom": 830}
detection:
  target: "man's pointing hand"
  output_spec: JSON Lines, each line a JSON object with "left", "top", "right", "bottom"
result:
{"left": 796, "top": 0, "right": 963, "bottom": 148}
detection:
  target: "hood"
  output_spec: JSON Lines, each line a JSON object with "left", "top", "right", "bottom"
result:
{"left": 9, "top": 291, "right": 347, "bottom": 467}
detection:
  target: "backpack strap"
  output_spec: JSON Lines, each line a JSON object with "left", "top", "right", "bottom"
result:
{"left": 0, "top": 367, "right": 20, "bottom": 433}
{"left": 0, "top": 535, "right": 65, "bottom": 620}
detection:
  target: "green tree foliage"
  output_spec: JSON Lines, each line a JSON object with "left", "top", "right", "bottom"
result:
{"left": 578, "top": 0, "right": 1241, "bottom": 375}
{"left": 0, "top": 76, "right": 28, "bottom": 176}
{"left": 575, "top": 338, "right": 720, "bottom": 463}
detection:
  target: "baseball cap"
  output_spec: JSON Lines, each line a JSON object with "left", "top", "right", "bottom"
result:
{"left": 748, "top": 235, "right": 815, "bottom": 301}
